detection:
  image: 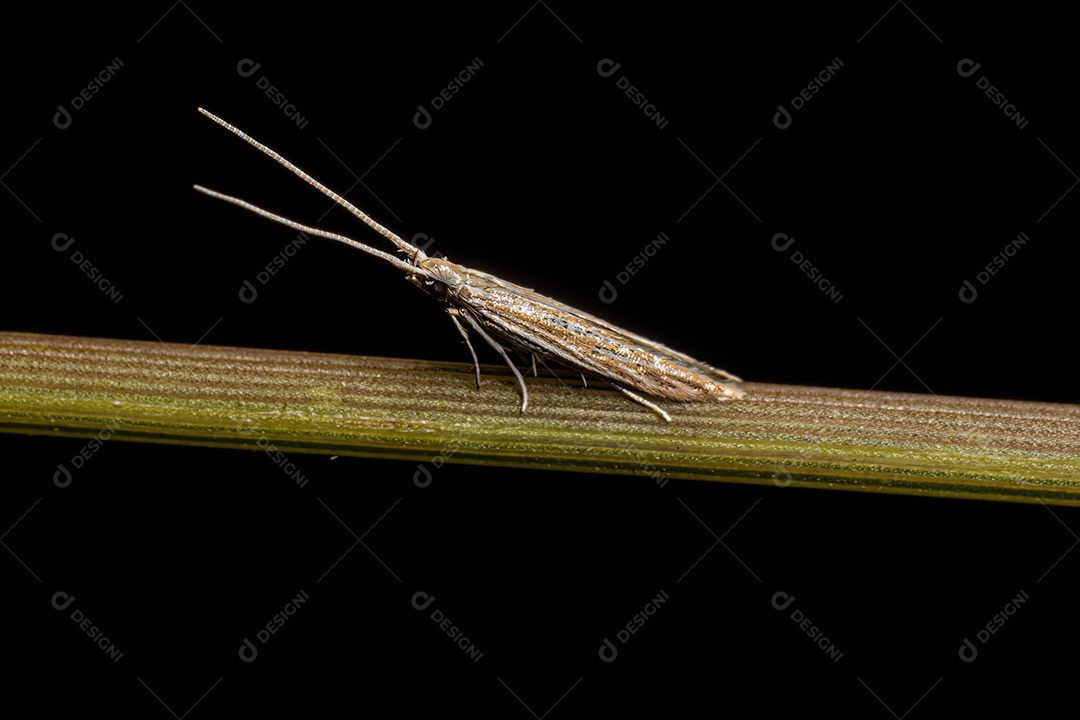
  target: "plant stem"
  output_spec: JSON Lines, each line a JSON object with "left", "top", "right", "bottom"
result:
{"left": 2, "top": 331, "right": 1078, "bottom": 504}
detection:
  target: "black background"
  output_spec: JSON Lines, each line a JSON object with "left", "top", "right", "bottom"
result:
{"left": 2, "top": 3, "right": 1077, "bottom": 716}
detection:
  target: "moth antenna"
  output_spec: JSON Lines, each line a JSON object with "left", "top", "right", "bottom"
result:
{"left": 193, "top": 184, "right": 421, "bottom": 276}
{"left": 197, "top": 107, "right": 419, "bottom": 260}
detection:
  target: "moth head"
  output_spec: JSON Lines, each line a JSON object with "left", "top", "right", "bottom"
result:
{"left": 409, "top": 256, "right": 464, "bottom": 301}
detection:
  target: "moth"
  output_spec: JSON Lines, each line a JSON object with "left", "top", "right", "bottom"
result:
{"left": 194, "top": 108, "right": 744, "bottom": 421}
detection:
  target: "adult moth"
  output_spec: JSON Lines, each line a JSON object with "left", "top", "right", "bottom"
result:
{"left": 194, "top": 108, "right": 744, "bottom": 420}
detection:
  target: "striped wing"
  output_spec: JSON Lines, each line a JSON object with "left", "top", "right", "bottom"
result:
{"left": 450, "top": 267, "right": 743, "bottom": 402}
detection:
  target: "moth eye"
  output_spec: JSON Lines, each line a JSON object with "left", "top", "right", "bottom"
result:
{"left": 432, "top": 280, "right": 448, "bottom": 297}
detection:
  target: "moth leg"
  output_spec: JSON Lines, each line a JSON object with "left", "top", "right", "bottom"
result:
{"left": 511, "top": 349, "right": 537, "bottom": 378}
{"left": 446, "top": 309, "right": 481, "bottom": 389}
{"left": 457, "top": 309, "right": 530, "bottom": 413}
{"left": 581, "top": 374, "right": 588, "bottom": 388}
{"left": 611, "top": 383, "right": 672, "bottom": 422}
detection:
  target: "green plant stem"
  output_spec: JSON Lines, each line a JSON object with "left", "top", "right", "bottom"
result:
{"left": 2, "top": 331, "right": 1079, "bottom": 504}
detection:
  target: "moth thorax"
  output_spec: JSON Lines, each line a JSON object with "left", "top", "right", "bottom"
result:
{"left": 421, "top": 259, "right": 464, "bottom": 295}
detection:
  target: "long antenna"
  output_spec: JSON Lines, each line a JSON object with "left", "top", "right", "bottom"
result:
{"left": 196, "top": 107, "right": 419, "bottom": 260}
{"left": 192, "top": 184, "right": 419, "bottom": 274}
